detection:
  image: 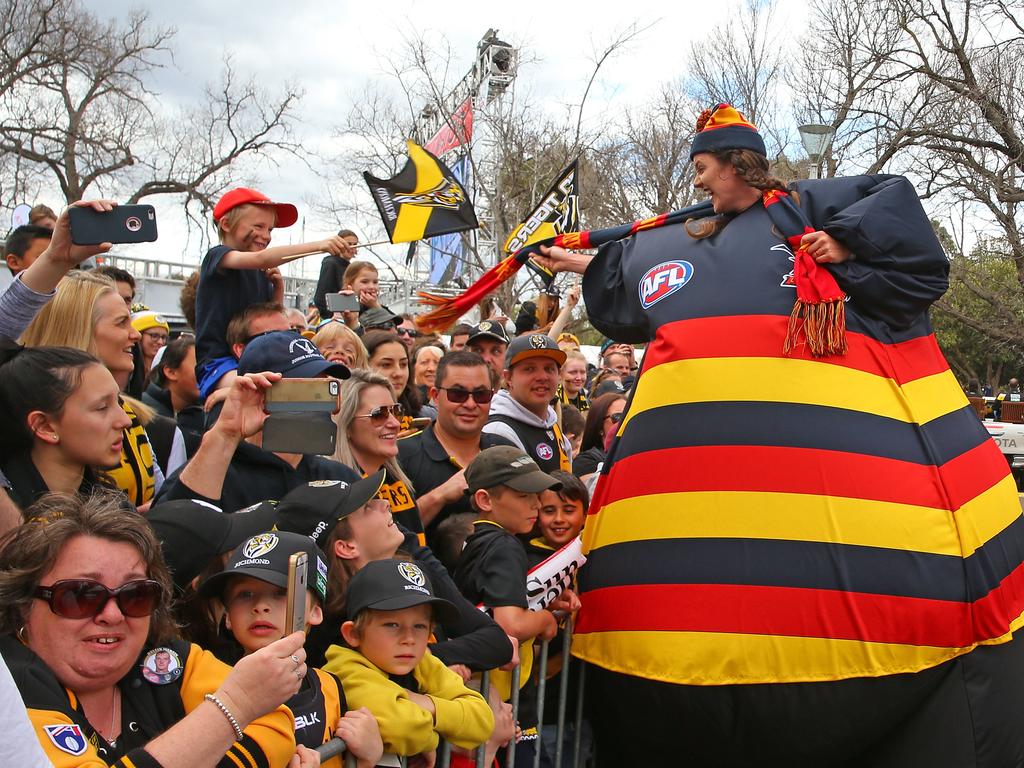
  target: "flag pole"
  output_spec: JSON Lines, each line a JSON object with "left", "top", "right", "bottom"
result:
{"left": 278, "top": 238, "right": 393, "bottom": 264}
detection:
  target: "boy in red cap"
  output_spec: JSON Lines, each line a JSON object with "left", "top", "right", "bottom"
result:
{"left": 194, "top": 187, "right": 355, "bottom": 398}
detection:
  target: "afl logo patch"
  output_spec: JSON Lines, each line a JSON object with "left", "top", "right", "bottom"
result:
{"left": 44, "top": 724, "right": 88, "bottom": 755}
{"left": 536, "top": 443, "right": 554, "bottom": 461}
{"left": 639, "top": 260, "right": 694, "bottom": 309}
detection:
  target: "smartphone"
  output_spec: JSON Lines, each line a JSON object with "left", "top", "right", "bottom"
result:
{"left": 262, "top": 412, "right": 337, "bottom": 454}
{"left": 326, "top": 292, "right": 361, "bottom": 313}
{"left": 69, "top": 204, "right": 158, "bottom": 245}
{"left": 265, "top": 378, "right": 341, "bottom": 413}
{"left": 284, "top": 552, "right": 309, "bottom": 636}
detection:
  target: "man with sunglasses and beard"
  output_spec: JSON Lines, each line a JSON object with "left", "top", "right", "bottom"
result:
{"left": 399, "top": 351, "right": 513, "bottom": 551}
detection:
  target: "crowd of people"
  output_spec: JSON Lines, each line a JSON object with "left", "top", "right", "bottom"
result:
{"left": 4, "top": 102, "right": 1024, "bottom": 768}
{"left": 0, "top": 180, "right": 639, "bottom": 768}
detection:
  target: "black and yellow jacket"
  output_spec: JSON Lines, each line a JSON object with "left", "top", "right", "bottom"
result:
{"left": 1, "top": 636, "right": 295, "bottom": 768}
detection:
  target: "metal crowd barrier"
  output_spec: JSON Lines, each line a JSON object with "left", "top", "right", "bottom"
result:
{"left": 318, "top": 619, "right": 589, "bottom": 768}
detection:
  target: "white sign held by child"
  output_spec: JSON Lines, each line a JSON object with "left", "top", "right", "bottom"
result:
{"left": 526, "top": 537, "right": 586, "bottom": 611}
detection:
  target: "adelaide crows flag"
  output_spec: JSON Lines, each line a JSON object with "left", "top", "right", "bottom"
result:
{"left": 364, "top": 140, "right": 478, "bottom": 244}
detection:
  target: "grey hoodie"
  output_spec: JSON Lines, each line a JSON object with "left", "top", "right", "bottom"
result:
{"left": 482, "top": 389, "right": 573, "bottom": 463}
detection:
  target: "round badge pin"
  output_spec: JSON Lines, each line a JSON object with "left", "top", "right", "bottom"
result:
{"left": 141, "top": 646, "right": 183, "bottom": 685}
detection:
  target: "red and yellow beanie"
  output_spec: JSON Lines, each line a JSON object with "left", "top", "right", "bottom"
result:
{"left": 689, "top": 103, "right": 766, "bottom": 159}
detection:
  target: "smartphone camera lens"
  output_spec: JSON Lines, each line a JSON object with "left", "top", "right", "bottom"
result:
{"left": 125, "top": 216, "right": 142, "bottom": 232}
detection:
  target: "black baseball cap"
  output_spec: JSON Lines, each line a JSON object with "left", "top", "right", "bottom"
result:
{"left": 275, "top": 469, "right": 387, "bottom": 548}
{"left": 238, "top": 330, "right": 350, "bottom": 379}
{"left": 360, "top": 307, "right": 403, "bottom": 331}
{"left": 199, "top": 530, "right": 329, "bottom": 604}
{"left": 465, "top": 445, "right": 562, "bottom": 494}
{"left": 345, "top": 558, "right": 458, "bottom": 622}
{"left": 148, "top": 499, "right": 279, "bottom": 592}
{"left": 467, "top": 320, "right": 510, "bottom": 347}
{"left": 504, "top": 333, "right": 567, "bottom": 369}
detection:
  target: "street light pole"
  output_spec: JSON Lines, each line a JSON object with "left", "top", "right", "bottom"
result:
{"left": 798, "top": 123, "right": 836, "bottom": 179}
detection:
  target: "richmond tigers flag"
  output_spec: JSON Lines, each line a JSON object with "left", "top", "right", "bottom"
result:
{"left": 503, "top": 160, "right": 580, "bottom": 283}
{"left": 364, "top": 140, "right": 478, "bottom": 244}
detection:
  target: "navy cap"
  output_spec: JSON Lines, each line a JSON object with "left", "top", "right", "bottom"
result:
{"left": 238, "top": 330, "right": 350, "bottom": 379}
{"left": 504, "top": 333, "right": 567, "bottom": 369}
{"left": 199, "top": 530, "right": 329, "bottom": 604}
{"left": 345, "top": 558, "right": 458, "bottom": 623}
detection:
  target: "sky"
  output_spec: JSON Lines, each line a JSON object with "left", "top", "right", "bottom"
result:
{"left": 55, "top": 0, "right": 808, "bottom": 278}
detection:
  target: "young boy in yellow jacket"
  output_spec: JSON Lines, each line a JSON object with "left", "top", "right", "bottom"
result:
{"left": 323, "top": 558, "right": 495, "bottom": 761}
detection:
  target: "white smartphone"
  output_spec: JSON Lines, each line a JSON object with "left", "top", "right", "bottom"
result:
{"left": 284, "top": 552, "right": 309, "bottom": 636}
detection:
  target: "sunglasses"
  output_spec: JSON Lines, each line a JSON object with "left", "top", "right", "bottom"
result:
{"left": 34, "top": 578, "right": 163, "bottom": 620}
{"left": 439, "top": 387, "right": 494, "bottom": 405}
{"left": 396, "top": 328, "right": 419, "bottom": 338}
{"left": 605, "top": 412, "right": 624, "bottom": 424}
{"left": 355, "top": 403, "right": 405, "bottom": 424}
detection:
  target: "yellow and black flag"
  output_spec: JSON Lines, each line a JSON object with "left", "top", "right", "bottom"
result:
{"left": 503, "top": 160, "right": 579, "bottom": 283}
{"left": 364, "top": 140, "right": 478, "bottom": 244}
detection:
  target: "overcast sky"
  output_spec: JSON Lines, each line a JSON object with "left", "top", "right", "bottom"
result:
{"left": 76, "top": 0, "right": 807, "bottom": 276}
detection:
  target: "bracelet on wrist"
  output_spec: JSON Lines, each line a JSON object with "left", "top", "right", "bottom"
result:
{"left": 204, "top": 693, "right": 244, "bottom": 741}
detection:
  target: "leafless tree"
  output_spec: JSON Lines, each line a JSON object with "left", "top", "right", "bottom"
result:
{"left": 0, "top": 0, "right": 303, "bottom": 243}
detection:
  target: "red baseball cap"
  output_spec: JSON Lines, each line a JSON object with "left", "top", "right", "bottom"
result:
{"left": 213, "top": 187, "right": 298, "bottom": 228}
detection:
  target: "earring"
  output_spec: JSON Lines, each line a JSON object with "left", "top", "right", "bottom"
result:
{"left": 50, "top": 434, "right": 60, "bottom": 444}
{"left": 16, "top": 626, "right": 27, "bottom": 643}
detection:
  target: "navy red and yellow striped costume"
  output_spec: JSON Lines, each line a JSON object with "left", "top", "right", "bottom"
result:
{"left": 572, "top": 174, "right": 1024, "bottom": 686}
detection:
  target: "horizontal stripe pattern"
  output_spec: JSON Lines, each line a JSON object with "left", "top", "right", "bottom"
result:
{"left": 577, "top": 313, "right": 1024, "bottom": 682}
{"left": 570, "top": 629, "right": 972, "bottom": 685}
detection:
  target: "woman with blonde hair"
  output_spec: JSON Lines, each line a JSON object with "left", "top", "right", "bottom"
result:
{"left": 19, "top": 271, "right": 186, "bottom": 508}
{"left": 312, "top": 321, "right": 369, "bottom": 370}
{"left": 332, "top": 368, "right": 422, "bottom": 540}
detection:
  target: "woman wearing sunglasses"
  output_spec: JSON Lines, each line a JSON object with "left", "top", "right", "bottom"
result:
{"left": 0, "top": 490, "right": 314, "bottom": 767}
{"left": 571, "top": 393, "right": 626, "bottom": 481}
{"left": 0, "top": 346, "right": 132, "bottom": 512}
{"left": 331, "top": 369, "right": 423, "bottom": 540}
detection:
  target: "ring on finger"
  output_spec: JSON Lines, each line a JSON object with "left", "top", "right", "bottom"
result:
{"left": 294, "top": 668, "right": 303, "bottom": 679}
{"left": 290, "top": 654, "right": 300, "bottom": 666}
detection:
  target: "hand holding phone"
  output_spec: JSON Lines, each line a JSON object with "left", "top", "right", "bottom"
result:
{"left": 326, "top": 292, "right": 361, "bottom": 314}
{"left": 68, "top": 204, "right": 158, "bottom": 245}
{"left": 284, "top": 552, "right": 309, "bottom": 636}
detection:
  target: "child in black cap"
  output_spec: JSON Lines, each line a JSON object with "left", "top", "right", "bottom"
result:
{"left": 200, "top": 531, "right": 383, "bottom": 768}
{"left": 454, "top": 445, "right": 581, "bottom": 765}
{"left": 323, "top": 558, "right": 495, "bottom": 761}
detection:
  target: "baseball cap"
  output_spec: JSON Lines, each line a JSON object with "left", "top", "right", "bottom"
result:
{"left": 592, "top": 379, "right": 626, "bottom": 398}
{"left": 345, "top": 558, "right": 457, "bottom": 623}
{"left": 504, "top": 333, "right": 567, "bottom": 369}
{"left": 199, "top": 530, "right": 329, "bottom": 604}
{"left": 465, "top": 445, "right": 562, "bottom": 494}
{"left": 213, "top": 187, "right": 298, "bottom": 228}
{"left": 466, "top": 320, "right": 510, "bottom": 347}
{"left": 275, "top": 469, "right": 387, "bottom": 548}
{"left": 131, "top": 310, "right": 169, "bottom": 335}
{"left": 237, "top": 330, "right": 350, "bottom": 379}
{"left": 360, "top": 307, "right": 402, "bottom": 331}
{"left": 147, "top": 499, "right": 279, "bottom": 592}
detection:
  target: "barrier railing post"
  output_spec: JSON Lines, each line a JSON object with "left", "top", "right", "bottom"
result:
{"left": 438, "top": 739, "right": 451, "bottom": 768}
{"left": 554, "top": 618, "right": 573, "bottom": 768}
{"left": 475, "top": 671, "right": 491, "bottom": 768}
{"left": 572, "top": 659, "right": 586, "bottom": 768}
{"left": 533, "top": 638, "right": 550, "bottom": 768}
{"left": 506, "top": 662, "right": 522, "bottom": 768}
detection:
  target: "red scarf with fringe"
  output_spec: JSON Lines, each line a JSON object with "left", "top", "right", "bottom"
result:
{"left": 762, "top": 189, "right": 847, "bottom": 356}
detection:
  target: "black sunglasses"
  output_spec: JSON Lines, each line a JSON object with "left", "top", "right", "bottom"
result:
{"left": 34, "top": 578, "right": 163, "bottom": 620}
{"left": 606, "top": 411, "right": 624, "bottom": 424}
{"left": 396, "top": 327, "right": 419, "bottom": 338}
{"left": 355, "top": 403, "right": 405, "bottom": 424}
{"left": 439, "top": 387, "right": 494, "bottom": 405}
